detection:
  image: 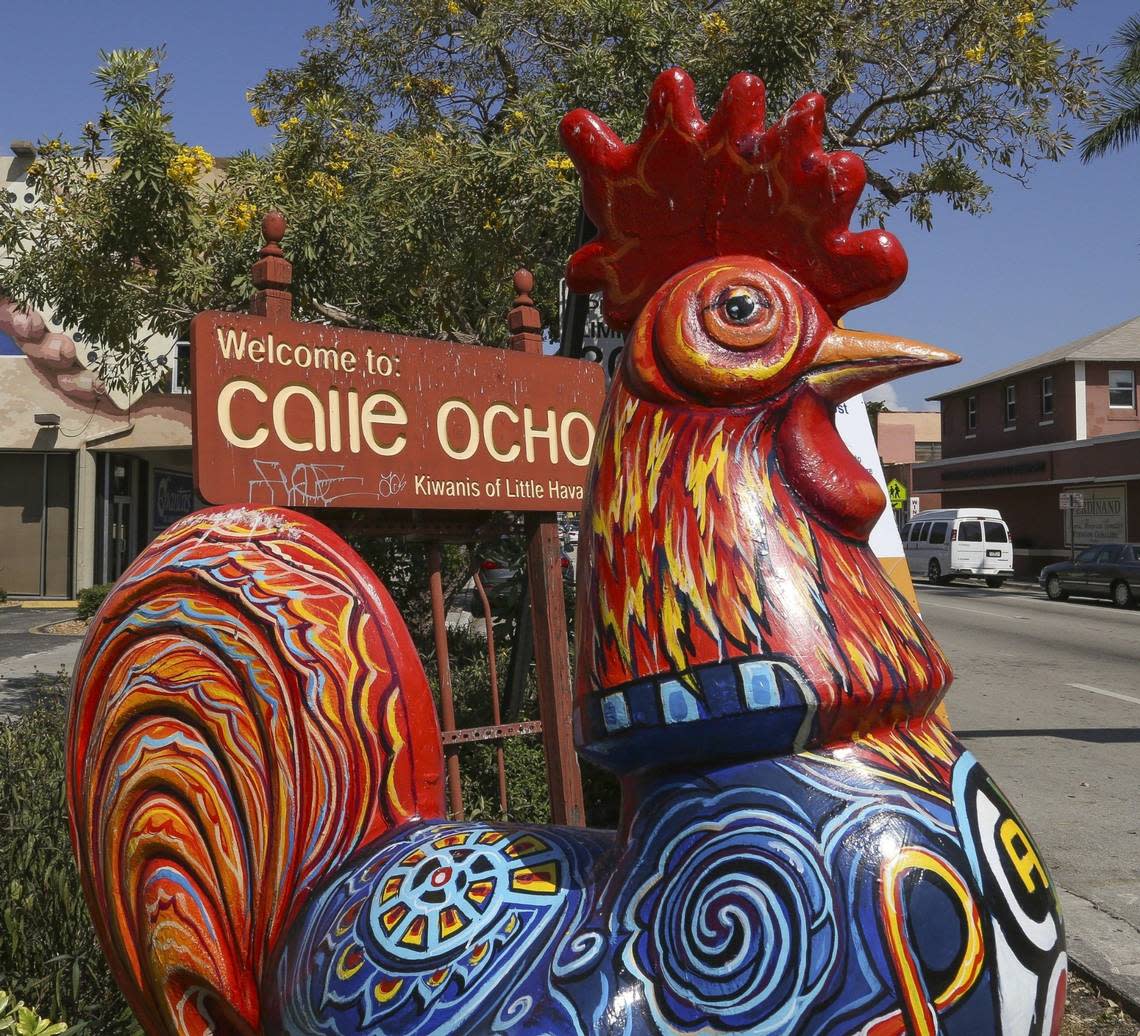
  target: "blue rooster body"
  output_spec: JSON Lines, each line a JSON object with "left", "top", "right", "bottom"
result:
{"left": 268, "top": 735, "right": 1064, "bottom": 1035}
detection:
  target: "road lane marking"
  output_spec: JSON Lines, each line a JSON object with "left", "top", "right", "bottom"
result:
{"left": 1067, "top": 683, "right": 1140, "bottom": 708}
{"left": 919, "top": 599, "right": 1032, "bottom": 622}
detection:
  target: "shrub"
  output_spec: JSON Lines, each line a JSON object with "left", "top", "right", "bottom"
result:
{"left": 0, "top": 990, "right": 67, "bottom": 1035}
{"left": 0, "top": 681, "right": 138, "bottom": 1033}
{"left": 75, "top": 585, "right": 113, "bottom": 622}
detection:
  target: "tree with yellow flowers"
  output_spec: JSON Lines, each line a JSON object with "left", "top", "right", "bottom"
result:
{"left": 0, "top": 3, "right": 1102, "bottom": 396}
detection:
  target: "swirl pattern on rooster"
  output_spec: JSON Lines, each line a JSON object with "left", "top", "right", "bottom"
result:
{"left": 269, "top": 822, "right": 615, "bottom": 1034}
{"left": 270, "top": 722, "right": 1064, "bottom": 1035}
{"left": 567, "top": 724, "right": 1065, "bottom": 1036}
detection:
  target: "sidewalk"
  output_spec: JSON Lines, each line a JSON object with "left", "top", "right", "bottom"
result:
{"left": 0, "top": 606, "right": 83, "bottom": 719}
{"left": 1062, "top": 888, "right": 1140, "bottom": 1010}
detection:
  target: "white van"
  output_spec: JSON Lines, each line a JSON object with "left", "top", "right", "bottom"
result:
{"left": 902, "top": 508, "right": 1014, "bottom": 587}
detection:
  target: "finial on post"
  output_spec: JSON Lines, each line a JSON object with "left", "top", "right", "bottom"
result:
{"left": 508, "top": 268, "right": 542, "bottom": 355}
{"left": 251, "top": 211, "right": 293, "bottom": 320}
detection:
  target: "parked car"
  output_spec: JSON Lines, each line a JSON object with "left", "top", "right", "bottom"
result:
{"left": 902, "top": 507, "right": 1013, "bottom": 587}
{"left": 1039, "top": 543, "right": 1140, "bottom": 608}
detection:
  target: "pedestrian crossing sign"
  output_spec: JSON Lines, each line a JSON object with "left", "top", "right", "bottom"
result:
{"left": 887, "top": 479, "right": 908, "bottom": 510}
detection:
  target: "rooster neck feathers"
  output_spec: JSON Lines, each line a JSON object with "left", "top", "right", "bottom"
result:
{"left": 574, "top": 377, "right": 952, "bottom": 768}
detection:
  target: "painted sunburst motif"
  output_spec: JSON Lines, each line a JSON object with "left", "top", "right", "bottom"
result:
{"left": 363, "top": 828, "right": 563, "bottom": 961}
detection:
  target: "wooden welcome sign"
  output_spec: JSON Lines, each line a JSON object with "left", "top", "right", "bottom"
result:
{"left": 190, "top": 313, "right": 605, "bottom": 511}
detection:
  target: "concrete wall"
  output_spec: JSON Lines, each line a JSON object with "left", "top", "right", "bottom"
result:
{"left": 876, "top": 411, "right": 941, "bottom": 465}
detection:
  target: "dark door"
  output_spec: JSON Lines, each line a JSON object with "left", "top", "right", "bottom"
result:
{"left": 0, "top": 452, "right": 74, "bottom": 597}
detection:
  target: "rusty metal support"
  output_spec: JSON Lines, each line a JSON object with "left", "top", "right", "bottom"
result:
{"left": 472, "top": 569, "right": 510, "bottom": 816}
{"left": 440, "top": 720, "right": 543, "bottom": 745}
{"left": 429, "top": 541, "right": 464, "bottom": 819}
{"left": 509, "top": 269, "right": 586, "bottom": 827}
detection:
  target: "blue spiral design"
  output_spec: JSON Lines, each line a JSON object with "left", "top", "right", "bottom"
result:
{"left": 621, "top": 802, "right": 839, "bottom": 1033}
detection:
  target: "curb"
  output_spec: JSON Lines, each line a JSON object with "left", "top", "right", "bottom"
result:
{"left": 28, "top": 619, "right": 86, "bottom": 637}
{"left": 1070, "top": 955, "right": 1140, "bottom": 1022}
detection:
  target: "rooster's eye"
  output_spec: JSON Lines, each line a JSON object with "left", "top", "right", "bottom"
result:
{"left": 719, "top": 288, "right": 769, "bottom": 324}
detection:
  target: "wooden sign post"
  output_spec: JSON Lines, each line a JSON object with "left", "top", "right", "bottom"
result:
{"left": 189, "top": 215, "right": 603, "bottom": 824}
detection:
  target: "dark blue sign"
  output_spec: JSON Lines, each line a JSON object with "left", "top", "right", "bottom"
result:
{"left": 152, "top": 469, "right": 196, "bottom": 530}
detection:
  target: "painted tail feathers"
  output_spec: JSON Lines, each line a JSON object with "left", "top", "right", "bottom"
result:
{"left": 66, "top": 506, "right": 444, "bottom": 1034}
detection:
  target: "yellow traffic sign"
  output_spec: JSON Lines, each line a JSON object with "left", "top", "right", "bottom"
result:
{"left": 887, "top": 479, "right": 908, "bottom": 510}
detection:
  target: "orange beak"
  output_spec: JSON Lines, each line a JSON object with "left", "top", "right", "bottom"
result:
{"left": 804, "top": 327, "right": 959, "bottom": 401}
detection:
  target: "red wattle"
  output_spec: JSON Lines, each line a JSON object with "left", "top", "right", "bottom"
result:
{"left": 776, "top": 390, "right": 885, "bottom": 540}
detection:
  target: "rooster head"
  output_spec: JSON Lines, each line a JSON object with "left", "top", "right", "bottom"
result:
{"left": 562, "top": 68, "right": 958, "bottom": 539}
{"left": 623, "top": 254, "right": 954, "bottom": 409}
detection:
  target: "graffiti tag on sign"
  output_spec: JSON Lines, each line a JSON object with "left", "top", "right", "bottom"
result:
{"left": 190, "top": 313, "right": 606, "bottom": 511}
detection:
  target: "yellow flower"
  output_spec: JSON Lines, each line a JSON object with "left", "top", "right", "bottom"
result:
{"left": 326, "top": 158, "right": 351, "bottom": 172}
{"left": 446, "top": 0, "right": 460, "bottom": 14}
{"left": 85, "top": 171, "right": 99, "bottom": 181}
{"left": 545, "top": 156, "right": 574, "bottom": 171}
{"left": 166, "top": 145, "right": 214, "bottom": 186}
{"left": 1013, "top": 11, "right": 1035, "bottom": 37}
{"left": 279, "top": 116, "right": 301, "bottom": 133}
{"left": 25, "top": 160, "right": 45, "bottom": 178}
{"left": 700, "top": 12, "right": 730, "bottom": 38}
{"left": 225, "top": 199, "right": 257, "bottom": 234}
{"left": 964, "top": 43, "right": 985, "bottom": 63}
{"left": 343, "top": 125, "right": 359, "bottom": 142}
{"left": 306, "top": 170, "right": 345, "bottom": 200}
{"left": 251, "top": 106, "right": 270, "bottom": 127}
{"left": 52, "top": 196, "right": 66, "bottom": 214}
{"left": 391, "top": 165, "right": 405, "bottom": 179}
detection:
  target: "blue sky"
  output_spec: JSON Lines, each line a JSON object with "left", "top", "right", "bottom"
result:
{"left": 1, "top": 1, "right": 1137, "bottom": 410}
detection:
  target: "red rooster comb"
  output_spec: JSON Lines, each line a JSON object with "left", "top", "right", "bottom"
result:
{"left": 561, "top": 68, "right": 908, "bottom": 332}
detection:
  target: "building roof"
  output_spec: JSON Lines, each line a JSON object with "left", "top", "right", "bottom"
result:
{"left": 927, "top": 314, "right": 1140, "bottom": 401}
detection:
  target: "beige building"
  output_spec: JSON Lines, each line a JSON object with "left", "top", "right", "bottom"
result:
{"left": 1, "top": 146, "right": 193, "bottom": 598}
{"left": 871, "top": 410, "right": 943, "bottom": 523}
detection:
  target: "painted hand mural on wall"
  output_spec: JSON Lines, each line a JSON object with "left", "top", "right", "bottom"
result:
{"left": 0, "top": 299, "right": 114, "bottom": 406}
{"left": 67, "top": 70, "right": 1066, "bottom": 1034}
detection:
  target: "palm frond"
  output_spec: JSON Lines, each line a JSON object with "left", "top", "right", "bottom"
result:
{"left": 1110, "top": 14, "right": 1140, "bottom": 85}
{"left": 1080, "top": 85, "right": 1140, "bottom": 162}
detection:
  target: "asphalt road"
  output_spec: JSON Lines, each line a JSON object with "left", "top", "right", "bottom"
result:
{"left": 917, "top": 580, "right": 1140, "bottom": 1000}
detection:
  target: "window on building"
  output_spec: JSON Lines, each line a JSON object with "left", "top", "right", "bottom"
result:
{"left": 1108, "top": 369, "right": 1135, "bottom": 409}
{"left": 1041, "top": 375, "right": 1054, "bottom": 417}
{"left": 164, "top": 340, "right": 191, "bottom": 394}
{"left": 914, "top": 441, "right": 942, "bottom": 462}
{"left": 966, "top": 395, "right": 977, "bottom": 433}
{"left": 1004, "top": 385, "right": 1016, "bottom": 426}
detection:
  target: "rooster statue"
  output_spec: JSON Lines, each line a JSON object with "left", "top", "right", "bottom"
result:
{"left": 68, "top": 70, "right": 1065, "bottom": 1035}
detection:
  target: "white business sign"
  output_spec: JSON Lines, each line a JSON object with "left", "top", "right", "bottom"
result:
{"left": 1066, "top": 485, "right": 1127, "bottom": 545}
